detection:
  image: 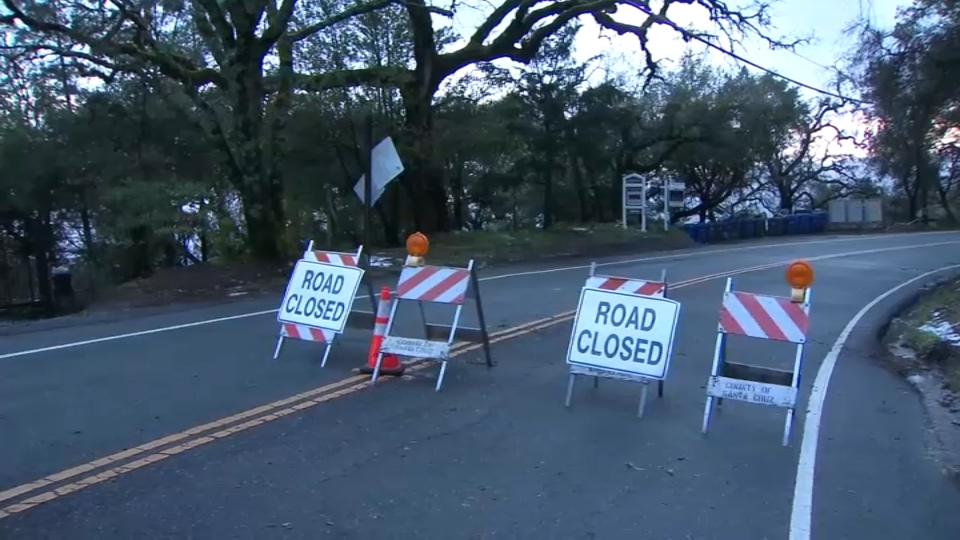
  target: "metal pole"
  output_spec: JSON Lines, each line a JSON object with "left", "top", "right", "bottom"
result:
{"left": 363, "top": 113, "right": 374, "bottom": 263}
{"left": 641, "top": 178, "right": 648, "bottom": 233}
{"left": 621, "top": 175, "right": 627, "bottom": 230}
{"left": 664, "top": 182, "right": 670, "bottom": 232}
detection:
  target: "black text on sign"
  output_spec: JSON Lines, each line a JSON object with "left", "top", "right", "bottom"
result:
{"left": 566, "top": 288, "right": 681, "bottom": 380}
{"left": 277, "top": 260, "right": 365, "bottom": 334}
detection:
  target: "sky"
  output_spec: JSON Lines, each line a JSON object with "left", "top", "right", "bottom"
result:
{"left": 568, "top": 0, "right": 905, "bottom": 98}
{"left": 440, "top": 0, "right": 909, "bottom": 157}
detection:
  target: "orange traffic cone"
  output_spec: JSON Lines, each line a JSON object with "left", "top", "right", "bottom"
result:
{"left": 359, "top": 286, "right": 405, "bottom": 377}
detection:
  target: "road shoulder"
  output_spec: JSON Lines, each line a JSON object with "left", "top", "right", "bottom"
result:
{"left": 880, "top": 274, "right": 960, "bottom": 483}
{"left": 813, "top": 274, "right": 960, "bottom": 540}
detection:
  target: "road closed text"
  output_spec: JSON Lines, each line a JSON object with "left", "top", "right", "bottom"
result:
{"left": 285, "top": 269, "right": 347, "bottom": 323}
{"left": 277, "top": 260, "right": 364, "bottom": 334}
{"left": 575, "top": 301, "right": 663, "bottom": 365}
{"left": 566, "top": 288, "right": 681, "bottom": 380}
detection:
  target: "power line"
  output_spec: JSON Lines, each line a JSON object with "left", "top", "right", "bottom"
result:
{"left": 699, "top": 38, "right": 867, "bottom": 104}
{"left": 630, "top": 3, "right": 869, "bottom": 105}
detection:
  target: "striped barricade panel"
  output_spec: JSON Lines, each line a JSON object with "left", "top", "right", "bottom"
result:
{"left": 280, "top": 323, "right": 334, "bottom": 343}
{"left": 303, "top": 250, "right": 358, "bottom": 266}
{"left": 585, "top": 276, "right": 665, "bottom": 297}
{"left": 396, "top": 266, "right": 471, "bottom": 305}
{"left": 719, "top": 291, "right": 809, "bottom": 344}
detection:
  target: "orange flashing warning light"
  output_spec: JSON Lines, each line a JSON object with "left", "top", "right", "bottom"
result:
{"left": 404, "top": 232, "right": 429, "bottom": 267}
{"left": 785, "top": 260, "right": 813, "bottom": 303}
{"left": 406, "top": 232, "right": 429, "bottom": 257}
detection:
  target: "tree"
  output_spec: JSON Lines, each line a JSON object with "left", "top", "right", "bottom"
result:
{"left": 1, "top": 0, "right": 425, "bottom": 261}
{"left": 661, "top": 61, "right": 797, "bottom": 222}
{"left": 0, "top": 1, "right": 843, "bottom": 312}
{"left": 851, "top": 0, "right": 960, "bottom": 222}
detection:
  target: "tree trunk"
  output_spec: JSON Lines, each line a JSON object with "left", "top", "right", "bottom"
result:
{"left": 232, "top": 85, "right": 286, "bottom": 262}
{"left": 79, "top": 201, "right": 95, "bottom": 263}
{"left": 778, "top": 183, "right": 794, "bottom": 212}
{"left": 26, "top": 213, "right": 54, "bottom": 314}
{"left": 570, "top": 155, "right": 589, "bottom": 223}
{"left": 936, "top": 182, "right": 958, "bottom": 223}
{"left": 128, "top": 225, "right": 153, "bottom": 279}
{"left": 451, "top": 159, "right": 465, "bottom": 230}
{"left": 403, "top": 93, "right": 450, "bottom": 234}
{"left": 238, "top": 174, "right": 284, "bottom": 262}
{"left": 376, "top": 202, "right": 401, "bottom": 247}
{"left": 542, "top": 167, "right": 554, "bottom": 229}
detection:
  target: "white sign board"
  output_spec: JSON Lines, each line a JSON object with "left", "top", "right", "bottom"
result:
{"left": 706, "top": 376, "right": 797, "bottom": 408}
{"left": 354, "top": 136, "right": 404, "bottom": 205}
{"left": 623, "top": 173, "right": 644, "bottom": 186}
{"left": 277, "top": 260, "right": 365, "bottom": 334}
{"left": 566, "top": 288, "right": 681, "bottom": 380}
{"left": 381, "top": 336, "right": 450, "bottom": 359}
{"left": 353, "top": 174, "right": 384, "bottom": 206}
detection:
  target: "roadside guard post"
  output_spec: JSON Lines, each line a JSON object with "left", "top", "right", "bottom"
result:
{"left": 701, "top": 260, "right": 813, "bottom": 447}
{"left": 564, "top": 264, "right": 681, "bottom": 418}
{"left": 370, "top": 232, "right": 493, "bottom": 391}
{"left": 273, "top": 241, "right": 372, "bottom": 367}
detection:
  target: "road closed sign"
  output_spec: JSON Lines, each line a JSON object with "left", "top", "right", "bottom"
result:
{"left": 566, "top": 288, "right": 681, "bottom": 380}
{"left": 278, "top": 260, "right": 365, "bottom": 334}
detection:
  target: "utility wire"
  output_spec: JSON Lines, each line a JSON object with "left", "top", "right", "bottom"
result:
{"left": 628, "top": 2, "right": 870, "bottom": 105}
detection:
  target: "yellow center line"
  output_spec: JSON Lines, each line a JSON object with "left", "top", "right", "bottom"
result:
{"left": 0, "top": 259, "right": 788, "bottom": 520}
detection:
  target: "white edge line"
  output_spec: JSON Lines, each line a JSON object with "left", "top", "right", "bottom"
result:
{"left": 0, "top": 231, "right": 956, "bottom": 361}
{"left": 788, "top": 263, "right": 960, "bottom": 540}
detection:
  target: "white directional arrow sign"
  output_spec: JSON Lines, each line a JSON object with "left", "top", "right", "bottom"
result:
{"left": 354, "top": 136, "right": 404, "bottom": 206}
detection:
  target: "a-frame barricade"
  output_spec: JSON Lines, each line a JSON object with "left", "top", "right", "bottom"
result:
{"left": 701, "top": 277, "right": 811, "bottom": 446}
{"left": 564, "top": 263, "right": 670, "bottom": 418}
{"left": 371, "top": 260, "right": 492, "bottom": 391}
{"left": 273, "top": 241, "right": 377, "bottom": 367}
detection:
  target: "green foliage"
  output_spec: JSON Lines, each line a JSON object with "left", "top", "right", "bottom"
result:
{"left": 0, "top": 0, "right": 873, "bottom": 311}
{"left": 852, "top": 0, "right": 960, "bottom": 222}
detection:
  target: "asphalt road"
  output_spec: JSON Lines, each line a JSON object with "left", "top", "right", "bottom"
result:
{"left": 2, "top": 231, "right": 960, "bottom": 539}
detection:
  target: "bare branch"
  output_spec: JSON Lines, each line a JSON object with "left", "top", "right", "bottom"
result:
{"left": 2, "top": 0, "right": 225, "bottom": 88}
{"left": 289, "top": 66, "right": 411, "bottom": 92}
{"left": 287, "top": 0, "right": 452, "bottom": 43}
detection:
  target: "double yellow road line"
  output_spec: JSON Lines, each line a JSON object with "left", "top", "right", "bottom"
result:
{"left": 0, "top": 260, "right": 788, "bottom": 520}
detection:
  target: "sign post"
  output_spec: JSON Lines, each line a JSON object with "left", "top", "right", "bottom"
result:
{"left": 701, "top": 260, "right": 814, "bottom": 447}
{"left": 564, "top": 274, "right": 681, "bottom": 417}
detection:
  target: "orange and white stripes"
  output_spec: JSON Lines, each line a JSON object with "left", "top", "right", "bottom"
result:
{"left": 280, "top": 323, "right": 333, "bottom": 343}
{"left": 303, "top": 250, "right": 358, "bottom": 266}
{"left": 371, "top": 290, "right": 391, "bottom": 339}
{"left": 719, "top": 291, "right": 809, "bottom": 344}
{"left": 586, "top": 276, "right": 665, "bottom": 297}
{"left": 396, "top": 266, "right": 471, "bottom": 304}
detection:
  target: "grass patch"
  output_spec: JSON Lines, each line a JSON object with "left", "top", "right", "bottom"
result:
{"left": 6, "top": 225, "right": 694, "bottom": 318}
{"left": 898, "top": 276, "right": 960, "bottom": 391}
{"left": 372, "top": 224, "right": 695, "bottom": 270}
